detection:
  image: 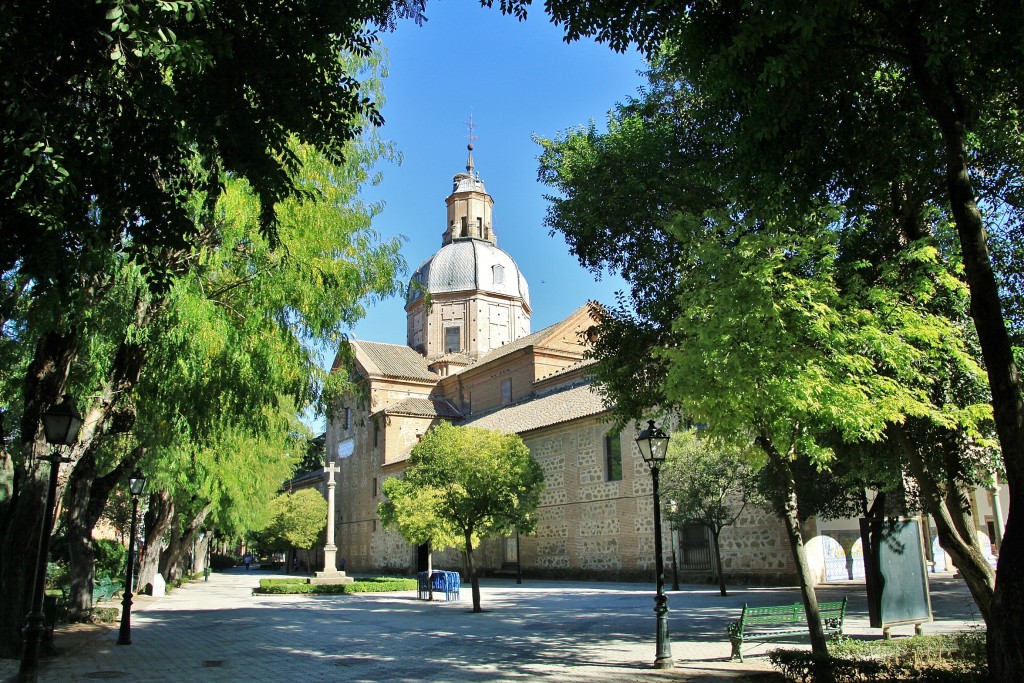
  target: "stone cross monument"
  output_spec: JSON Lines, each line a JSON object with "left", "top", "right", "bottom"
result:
{"left": 311, "top": 459, "right": 353, "bottom": 584}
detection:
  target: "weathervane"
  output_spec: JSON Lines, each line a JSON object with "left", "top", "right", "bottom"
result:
{"left": 466, "top": 113, "right": 478, "bottom": 149}
{"left": 465, "top": 113, "right": 477, "bottom": 174}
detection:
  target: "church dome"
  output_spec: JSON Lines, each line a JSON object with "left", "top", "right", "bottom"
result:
{"left": 406, "top": 238, "right": 530, "bottom": 307}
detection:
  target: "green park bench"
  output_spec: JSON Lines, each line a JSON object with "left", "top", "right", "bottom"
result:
{"left": 728, "top": 597, "right": 848, "bottom": 661}
{"left": 93, "top": 576, "right": 123, "bottom": 604}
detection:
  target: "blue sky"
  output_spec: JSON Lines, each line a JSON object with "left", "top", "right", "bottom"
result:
{"left": 347, "top": 1, "right": 647, "bottom": 346}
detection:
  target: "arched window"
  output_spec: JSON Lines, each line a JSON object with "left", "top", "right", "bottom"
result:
{"left": 492, "top": 264, "right": 505, "bottom": 285}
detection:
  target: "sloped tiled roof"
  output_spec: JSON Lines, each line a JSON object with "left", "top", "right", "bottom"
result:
{"left": 428, "top": 352, "right": 474, "bottom": 366}
{"left": 353, "top": 340, "right": 438, "bottom": 382}
{"left": 384, "top": 397, "right": 462, "bottom": 419}
{"left": 536, "top": 358, "right": 597, "bottom": 383}
{"left": 461, "top": 381, "right": 608, "bottom": 435}
{"left": 469, "top": 303, "right": 596, "bottom": 370}
{"left": 471, "top": 324, "right": 555, "bottom": 367}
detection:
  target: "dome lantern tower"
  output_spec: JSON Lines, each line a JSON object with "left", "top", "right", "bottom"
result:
{"left": 406, "top": 146, "right": 531, "bottom": 360}
{"left": 442, "top": 143, "right": 496, "bottom": 246}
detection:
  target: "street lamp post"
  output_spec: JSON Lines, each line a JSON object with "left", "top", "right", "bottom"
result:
{"left": 636, "top": 419, "right": 673, "bottom": 670}
{"left": 669, "top": 500, "right": 680, "bottom": 592}
{"left": 118, "top": 470, "right": 147, "bottom": 645}
{"left": 19, "top": 396, "right": 83, "bottom": 683}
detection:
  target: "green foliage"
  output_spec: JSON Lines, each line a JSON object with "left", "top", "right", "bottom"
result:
{"left": 255, "top": 577, "right": 417, "bottom": 594}
{"left": 384, "top": 423, "right": 544, "bottom": 611}
{"left": 93, "top": 539, "right": 129, "bottom": 582}
{"left": 397, "top": 423, "right": 545, "bottom": 546}
{"left": 88, "top": 608, "right": 120, "bottom": 625}
{"left": 45, "top": 562, "right": 69, "bottom": 592}
{"left": 295, "top": 434, "right": 327, "bottom": 475}
{"left": 661, "top": 429, "right": 761, "bottom": 533}
{"left": 0, "top": 0, "right": 424, "bottom": 291}
{"left": 769, "top": 631, "right": 988, "bottom": 682}
{"left": 209, "top": 553, "right": 237, "bottom": 570}
{"left": 379, "top": 478, "right": 460, "bottom": 552}
{"left": 260, "top": 489, "right": 328, "bottom": 552}
{"left": 536, "top": 23, "right": 994, "bottom": 492}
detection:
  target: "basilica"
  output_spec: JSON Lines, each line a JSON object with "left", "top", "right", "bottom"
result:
{"left": 318, "top": 148, "right": 802, "bottom": 583}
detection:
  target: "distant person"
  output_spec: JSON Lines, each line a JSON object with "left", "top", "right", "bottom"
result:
{"left": 244, "top": 554, "right": 252, "bottom": 571}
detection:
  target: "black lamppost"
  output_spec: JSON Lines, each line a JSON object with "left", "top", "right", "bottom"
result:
{"left": 669, "top": 500, "right": 680, "bottom": 592}
{"left": 117, "top": 470, "right": 147, "bottom": 645}
{"left": 636, "top": 419, "right": 673, "bottom": 670}
{"left": 19, "top": 396, "right": 83, "bottom": 683}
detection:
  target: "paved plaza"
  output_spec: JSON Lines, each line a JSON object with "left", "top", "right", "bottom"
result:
{"left": 1, "top": 570, "right": 981, "bottom": 682}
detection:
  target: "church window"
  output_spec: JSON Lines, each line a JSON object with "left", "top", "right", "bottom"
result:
{"left": 372, "top": 477, "right": 377, "bottom": 498}
{"left": 477, "top": 216, "right": 483, "bottom": 237}
{"left": 373, "top": 421, "right": 379, "bottom": 448}
{"left": 501, "top": 378, "right": 512, "bottom": 406}
{"left": 461, "top": 216, "right": 468, "bottom": 237}
{"left": 445, "top": 326, "right": 461, "bottom": 353}
{"left": 343, "top": 407, "right": 351, "bottom": 430}
{"left": 492, "top": 264, "right": 505, "bottom": 285}
{"left": 605, "top": 431, "right": 623, "bottom": 481}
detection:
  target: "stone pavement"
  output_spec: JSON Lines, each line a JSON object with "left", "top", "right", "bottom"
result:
{"left": 1, "top": 570, "right": 981, "bottom": 682}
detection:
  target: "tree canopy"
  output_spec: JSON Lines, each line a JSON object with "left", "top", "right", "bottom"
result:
{"left": 535, "top": 23, "right": 998, "bottom": 660}
{"left": 0, "top": 0, "right": 425, "bottom": 289}
{"left": 386, "top": 423, "right": 544, "bottom": 611}
{"left": 261, "top": 489, "right": 328, "bottom": 553}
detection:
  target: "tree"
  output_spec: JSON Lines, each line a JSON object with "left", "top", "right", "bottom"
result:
{"left": 262, "top": 489, "right": 328, "bottom": 556}
{"left": 0, "top": 41, "right": 408, "bottom": 649}
{"left": 509, "top": 2, "right": 1024, "bottom": 678}
{"left": 533, "top": 30, "right": 1000, "bottom": 664}
{"left": 391, "top": 423, "right": 544, "bottom": 612}
{"left": 661, "top": 429, "right": 760, "bottom": 597}
{"left": 0, "top": 0, "right": 424, "bottom": 287}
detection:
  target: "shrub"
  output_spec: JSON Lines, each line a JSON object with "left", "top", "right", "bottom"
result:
{"left": 88, "top": 607, "right": 120, "bottom": 624}
{"left": 93, "top": 539, "right": 128, "bottom": 581}
{"left": 210, "top": 553, "right": 237, "bottom": 570}
{"left": 260, "top": 578, "right": 308, "bottom": 587}
{"left": 769, "top": 631, "right": 988, "bottom": 682}
{"left": 255, "top": 577, "right": 418, "bottom": 595}
{"left": 45, "top": 561, "right": 70, "bottom": 591}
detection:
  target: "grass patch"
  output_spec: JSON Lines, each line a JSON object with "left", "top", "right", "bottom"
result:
{"left": 254, "top": 576, "right": 418, "bottom": 595}
{"left": 769, "top": 631, "right": 987, "bottom": 682}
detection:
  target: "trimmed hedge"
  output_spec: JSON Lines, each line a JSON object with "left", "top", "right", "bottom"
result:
{"left": 255, "top": 576, "right": 418, "bottom": 595}
{"left": 769, "top": 631, "right": 987, "bottom": 682}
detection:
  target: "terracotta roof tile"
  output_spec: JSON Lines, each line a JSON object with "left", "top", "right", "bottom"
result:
{"left": 461, "top": 381, "right": 607, "bottom": 434}
{"left": 353, "top": 340, "right": 438, "bottom": 382}
{"left": 385, "top": 397, "right": 463, "bottom": 419}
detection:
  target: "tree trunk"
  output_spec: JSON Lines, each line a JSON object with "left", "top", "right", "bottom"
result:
{"left": 160, "top": 508, "right": 184, "bottom": 582}
{"left": 64, "top": 454, "right": 98, "bottom": 621}
{"left": 894, "top": 425, "right": 995, "bottom": 622}
{"left": 427, "top": 543, "right": 434, "bottom": 601}
{"left": 757, "top": 432, "right": 829, "bottom": 660}
{"left": 710, "top": 527, "right": 727, "bottom": 597}
{"left": 137, "top": 490, "right": 173, "bottom": 594}
{"left": 160, "top": 503, "right": 213, "bottom": 582}
{"left": 464, "top": 529, "right": 481, "bottom": 612}
{"left": 194, "top": 533, "right": 212, "bottom": 575}
{"left": 0, "top": 473, "right": 48, "bottom": 657}
{"left": 0, "top": 331, "right": 77, "bottom": 656}
{"left": 64, "top": 445, "right": 146, "bottom": 620}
